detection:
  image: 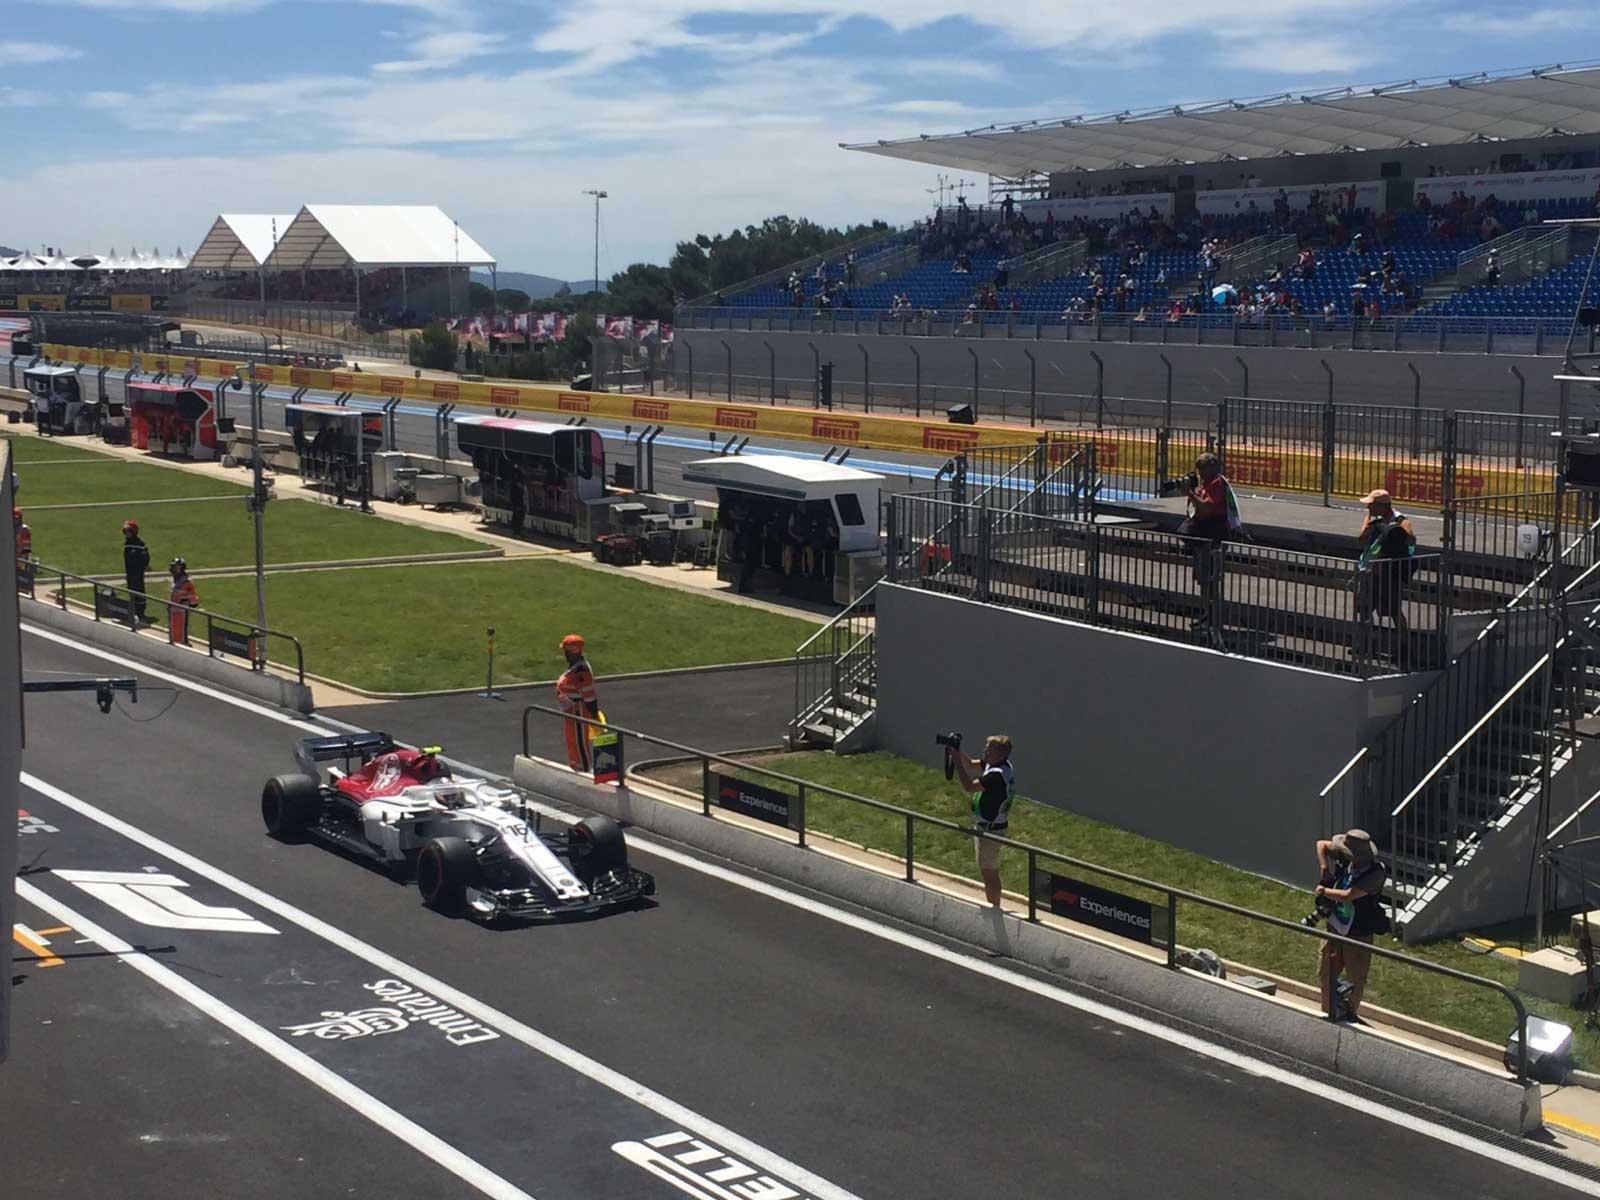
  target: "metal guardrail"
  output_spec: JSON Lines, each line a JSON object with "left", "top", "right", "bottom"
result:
{"left": 519, "top": 702, "right": 1531, "bottom": 1080}
{"left": 891, "top": 491, "right": 1453, "bottom": 677}
{"left": 16, "top": 559, "right": 306, "bottom": 683}
{"left": 690, "top": 225, "right": 916, "bottom": 305}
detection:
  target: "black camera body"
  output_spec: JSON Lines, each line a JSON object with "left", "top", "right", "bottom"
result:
{"left": 1157, "top": 471, "right": 1199, "bottom": 499}
{"left": 1301, "top": 893, "right": 1335, "bottom": 928}
{"left": 936, "top": 731, "right": 963, "bottom": 780}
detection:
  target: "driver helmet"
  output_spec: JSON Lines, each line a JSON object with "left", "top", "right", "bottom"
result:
{"left": 412, "top": 745, "right": 449, "bottom": 780}
{"left": 123, "top": 519, "right": 139, "bottom": 536}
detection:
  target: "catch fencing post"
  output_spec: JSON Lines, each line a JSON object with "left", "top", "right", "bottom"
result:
{"left": 904, "top": 815, "right": 915, "bottom": 882}
{"left": 795, "top": 783, "right": 807, "bottom": 849}
{"left": 686, "top": 343, "right": 694, "bottom": 398}
{"left": 968, "top": 346, "right": 979, "bottom": 417}
{"left": 1510, "top": 365, "right": 1526, "bottom": 468}
{"left": 720, "top": 339, "right": 733, "bottom": 403}
{"left": 1024, "top": 349, "right": 1037, "bottom": 427}
{"left": 909, "top": 344, "right": 922, "bottom": 417}
{"left": 763, "top": 340, "right": 776, "bottom": 405}
{"left": 1319, "top": 359, "right": 1335, "bottom": 507}
{"left": 1089, "top": 350, "right": 1104, "bottom": 430}
{"left": 809, "top": 342, "right": 820, "bottom": 408}
{"left": 1160, "top": 353, "right": 1172, "bottom": 427}
{"left": 1166, "top": 893, "right": 1178, "bottom": 969}
{"left": 1407, "top": 362, "right": 1422, "bottom": 460}
{"left": 859, "top": 342, "right": 871, "bottom": 413}
{"left": 1026, "top": 849, "right": 1038, "bottom": 921}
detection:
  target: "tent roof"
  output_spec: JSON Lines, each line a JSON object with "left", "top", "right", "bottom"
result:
{"left": 187, "top": 215, "right": 293, "bottom": 270}
{"left": 844, "top": 61, "right": 1600, "bottom": 177}
{"left": 264, "top": 205, "right": 495, "bottom": 270}
{"left": 681, "top": 454, "right": 885, "bottom": 500}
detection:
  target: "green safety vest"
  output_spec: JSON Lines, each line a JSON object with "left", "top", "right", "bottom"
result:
{"left": 972, "top": 761, "right": 1016, "bottom": 830}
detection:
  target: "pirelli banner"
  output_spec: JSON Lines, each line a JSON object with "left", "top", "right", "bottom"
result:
{"left": 38, "top": 342, "right": 1552, "bottom": 505}
{"left": 1, "top": 295, "right": 162, "bottom": 313}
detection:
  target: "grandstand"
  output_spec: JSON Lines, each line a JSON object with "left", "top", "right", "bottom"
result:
{"left": 700, "top": 64, "right": 1600, "bottom": 333}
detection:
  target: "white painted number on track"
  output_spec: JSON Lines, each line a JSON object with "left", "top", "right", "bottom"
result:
{"left": 53, "top": 869, "right": 279, "bottom": 934}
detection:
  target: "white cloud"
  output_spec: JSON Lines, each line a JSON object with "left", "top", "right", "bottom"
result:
{"left": 1215, "top": 33, "right": 1370, "bottom": 75}
{"left": 0, "top": 40, "right": 84, "bottom": 63}
{"left": 39, "top": 0, "right": 269, "bottom": 11}
{"left": 374, "top": 30, "right": 506, "bottom": 73}
{"left": 1441, "top": 8, "right": 1585, "bottom": 37}
{"left": 883, "top": 100, "right": 969, "bottom": 115}
{"left": 0, "top": 88, "right": 48, "bottom": 107}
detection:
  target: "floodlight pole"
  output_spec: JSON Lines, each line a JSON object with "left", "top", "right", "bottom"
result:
{"left": 583, "top": 189, "right": 607, "bottom": 297}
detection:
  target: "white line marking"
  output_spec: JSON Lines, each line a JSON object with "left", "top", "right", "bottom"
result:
{"left": 13, "top": 878, "right": 535, "bottom": 1200}
{"left": 25, "top": 622, "right": 1600, "bottom": 1193}
{"left": 19, "top": 772, "right": 862, "bottom": 1200}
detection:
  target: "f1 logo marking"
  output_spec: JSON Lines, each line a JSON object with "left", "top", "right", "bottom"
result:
{"left": 53, "top": 870, "right": 278, "bottom": 934}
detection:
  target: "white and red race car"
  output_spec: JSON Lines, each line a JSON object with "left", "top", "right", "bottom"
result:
{"left": 261, "top": 732, "right": 654, "bottom": 921}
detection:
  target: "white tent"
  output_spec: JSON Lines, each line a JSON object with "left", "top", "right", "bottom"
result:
{"left": 187, "top": 214, "right": 294, "bottom": 271}
{"left": 8, "top": 252, "right": 50, "bottom": 271}
{"left": 38, "top": 252, "right": 81, "bottom": 272}
{"left": 264, "top": 205, "right": 495, "bottom": 270}
{"left": 89, "top": 248, "right": 123, "bottom": 271}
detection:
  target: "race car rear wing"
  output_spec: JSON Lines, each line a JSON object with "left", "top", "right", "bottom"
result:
{"left": 294, "top": 731, "right": 397, "bottom": 778}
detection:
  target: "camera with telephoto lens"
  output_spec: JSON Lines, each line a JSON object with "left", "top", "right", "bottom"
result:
{"left": 936, "top": 731, "right": 963, "bottom": 780}
{"left": 1302, "top": 877, "right": 1336, "bottom": 927}
{"left": 1157, "top": 471, "right": 1199, "bottom": 499}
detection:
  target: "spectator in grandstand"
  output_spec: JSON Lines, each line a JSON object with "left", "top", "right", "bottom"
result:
{"left": 1001, "top": 193, "right": 1015, "bottom": 220}
{"left": 948, "top": 734, "right": 1016, "bottom": 907}
{"left": 1314, "top": 829, "right": 1389, "bottom": 1022}
{"left": 1483, "top": 251, "right": 1501, "bottom": 288}
{"left": 845, "top": 253, "right": 857, "bottom": 285}
{"left": 1178, "top": 452, "right": 1239, "bottom": 635}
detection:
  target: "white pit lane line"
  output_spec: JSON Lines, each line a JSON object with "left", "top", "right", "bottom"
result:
{"left": 17, "top": 770, "right": 864, "bottom": 1200}
{"left": 22, "top": 621, "right": 1600, "bottom": 1196}
{"left": 12, "top": 877, "right": 538, "bottom": 1200}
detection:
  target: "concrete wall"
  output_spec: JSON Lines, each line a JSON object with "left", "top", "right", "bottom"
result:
{"left": 1, "top": 441, "right": 18, "bottom": 1061}
{"left": 873, "top": 583, "right": 1429, "bottom": 884}
{"left": 678, "top": 327, "right": 1566, "bottom": 417}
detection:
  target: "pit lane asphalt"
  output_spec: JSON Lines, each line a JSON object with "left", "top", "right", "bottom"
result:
{"left": 12, "top": 626, "right": 1600, "bottom": 1200}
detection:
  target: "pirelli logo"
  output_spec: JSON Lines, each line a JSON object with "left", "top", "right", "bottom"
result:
{"left": 922, "top": 427, "right": 981, "bottom": 452}
{"left": 380, "top": 376, "right": 405, "bottom": 396}
{"left": 558, "top": 392, "right": 591, "bottom": 413}
{"left": 811, "top": 416, "right": 860, "bottom": 442}
{"left": 290, "top": 368, "right": 311, "bottom": 386}
{"left": 1384, "top": 466, "right": 1486, "bottom": 505}
{"left": 255, "top": 365, "right": 275, "bottom": 383}
{"left": 151, "top": 357, "right": 170, "bottom": 373}
{"left": 216, "top": 363, "right": 236, "bottom": 378}
{"left": 76, "top": 349, "right": 93, "bottom": 363}
{"left": 184, "top": 360, "right": 200, "bottom": 378}
{"left": 633, "top": 398, "right": 671, "bottom": 422}
{"left": 1225, "top": 450, "right": 1282, "bottom": 487}
{"left": 432, "top": 383, "right": 460, "bottom": 402}
{"left": 490, "top": 387, "right": 520, "bottom": 404}
{"left": 716, "top": 406, "right": 759, "bottom": 431}
{"left": 330, "top": 373, "right": 354, "bottom": 389}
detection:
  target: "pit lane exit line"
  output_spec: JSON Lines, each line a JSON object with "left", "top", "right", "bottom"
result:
{"left": 25, "top": 621, "right": 1600, "bottom": 1195}
{"left": 13, "top": 877, "right": 536, "bottom": 1200}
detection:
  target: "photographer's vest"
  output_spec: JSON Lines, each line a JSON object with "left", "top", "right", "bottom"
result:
{"left": 973, "top": 761, "right": 1016, "bottom": 832}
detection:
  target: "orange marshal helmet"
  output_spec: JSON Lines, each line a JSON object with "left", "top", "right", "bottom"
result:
{"left": 559, "top": 634, "right": 585, "bottom": 653}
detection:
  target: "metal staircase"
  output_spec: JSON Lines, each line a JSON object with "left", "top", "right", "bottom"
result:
{"left": 1319, "top": 514, "right": 1600, "bottom": 939}
{"left": 788, "top": 583, "right": 880, "bottom": 752}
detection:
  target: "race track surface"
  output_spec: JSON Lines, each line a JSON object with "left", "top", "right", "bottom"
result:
{"left": 9, "top": 624, "right": 1600, "bottom": 1199}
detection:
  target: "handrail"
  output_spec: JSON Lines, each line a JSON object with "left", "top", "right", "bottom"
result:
{"left": 794, "top": 579, "right": 879, "bottom": 659}
{"left": 1390, "top": 647, "right": 1556, "bottom": 820}
{"left": 519, "top": 702, "right": 1530, "bottom": 1080}
{"left": 687, "top": 224, "right": 914, "bottom": 305}
{"left": 22, "top": 558, "right": 307, "bottom": 684}
{"left": 1318, "top": 747, "right": 1368, "bottom": 800}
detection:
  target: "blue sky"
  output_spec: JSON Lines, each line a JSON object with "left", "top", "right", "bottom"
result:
{"left": 1, "top": 2, "right": 1591, "bottom": 277}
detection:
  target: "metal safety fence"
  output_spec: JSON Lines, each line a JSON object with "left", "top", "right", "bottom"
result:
{"left": 520, "top": 703, "right": 1532, "bottom": 1079}
{"left": 887, "top": 492, "right": 1448, "bottom": 677}
{"left": 16, "top": 559, "right": 306, "bottom": 682}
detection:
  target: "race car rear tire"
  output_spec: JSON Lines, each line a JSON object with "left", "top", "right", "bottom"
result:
{"left": 417, "top": 837, "right": 475, "bottom": 915}
{"left": 262, "top": 773, "right": 321, "bottom": 839}
{"left": 569, "top": 815, "right": 627, "bottom": 879}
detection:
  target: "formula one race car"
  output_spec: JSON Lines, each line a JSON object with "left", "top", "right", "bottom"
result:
{"left": 260, "top": 732, "right": 654, "bottom": 921}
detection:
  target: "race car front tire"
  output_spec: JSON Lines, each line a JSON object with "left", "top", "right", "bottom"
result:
{"left": 568, "top": 815, "right": 627, "bottom": 880}
{"left": 417, "top": 837, "right": 475, "bottom": 915}
{"left": 262, "top": 773, "right": 321, "bottom": 839}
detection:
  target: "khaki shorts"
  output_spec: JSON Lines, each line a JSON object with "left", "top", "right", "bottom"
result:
{"left": 976, "top": 831, "right": 1004, "bottom": 872}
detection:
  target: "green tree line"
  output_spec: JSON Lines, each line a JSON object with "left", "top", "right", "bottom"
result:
{"left": 468, "top": 214, "right": 890, "bottom": 324}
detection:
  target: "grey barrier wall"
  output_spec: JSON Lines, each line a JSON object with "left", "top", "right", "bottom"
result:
{"left": 872, "top": 582, "right": 1430, "bottom": 884}
{"left": 1, "top": 440, "right": 18, "bottom": 1062}
{"left": 676, "top": 327, "right": 1565, "bottom": 417}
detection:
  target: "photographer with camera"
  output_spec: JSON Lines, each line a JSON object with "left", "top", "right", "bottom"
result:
{"left": 1355, "top": 489, "right": 1417, "bottom": 665}
{"left": 1175, "top": 453, "right": 1241, "bottom": 638}
{"left": 1313, "top": 828, "right": 1390, "bottom": 1022}
{"left": 943, "top": 733, "right": 1015, "bottom": 907}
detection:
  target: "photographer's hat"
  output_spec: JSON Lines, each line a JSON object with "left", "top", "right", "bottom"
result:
{"left": 1359, "top": 488, "right": 1392, "bottom": 507}
{"left": 1332, "top": 829, "right": 1375, "bottom": 861}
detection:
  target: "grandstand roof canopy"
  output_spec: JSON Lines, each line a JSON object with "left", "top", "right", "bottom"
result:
{"left": 844, "top": 62, "right": 1600, "bottom": 177}
{"left": 188, "top": 215, "right": 295, "bottom": 271}
{"left": 264, "top": 205, "right": 494, "bottom": 271}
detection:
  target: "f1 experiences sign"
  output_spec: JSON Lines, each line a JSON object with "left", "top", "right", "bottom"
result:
{"left": 714, "top": 774, "right": 793, "bottom": 828}
{"left": 1039, "top": 872, "right": 1157, "bottom": 945}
